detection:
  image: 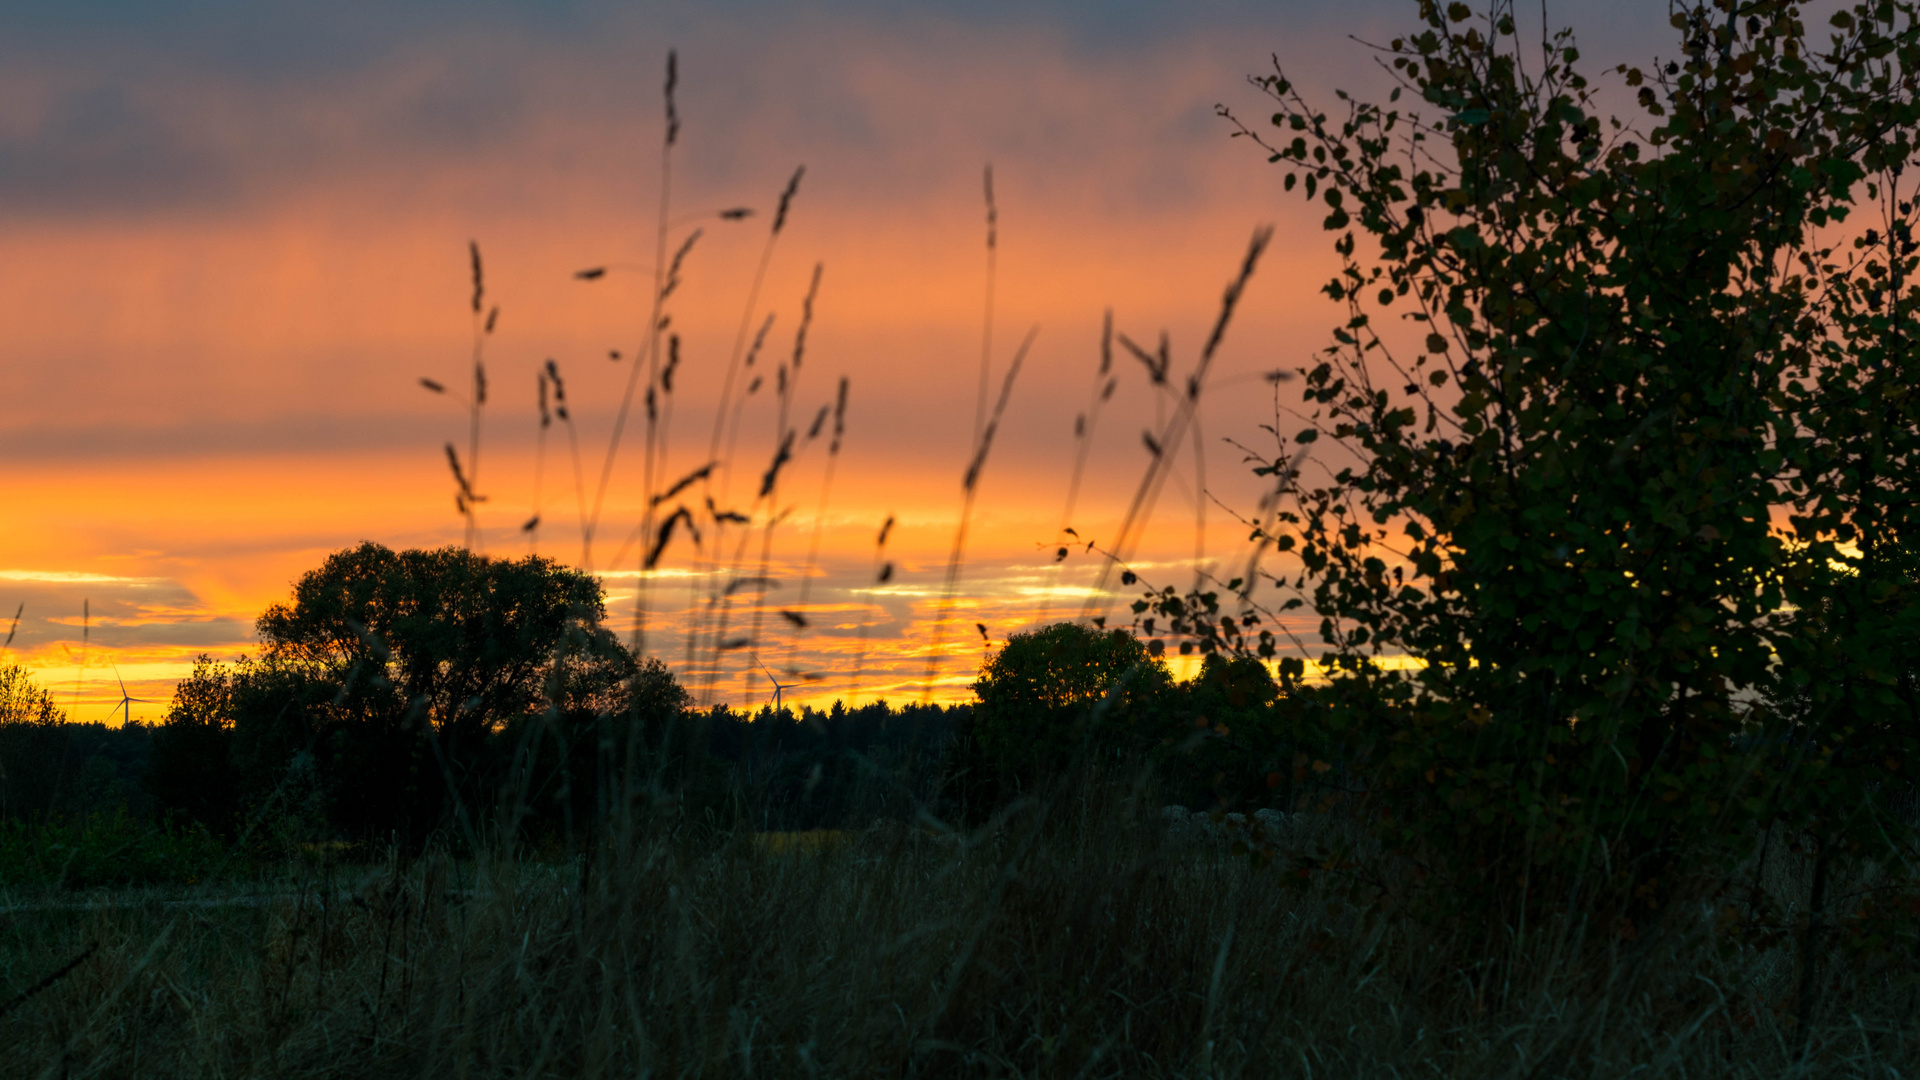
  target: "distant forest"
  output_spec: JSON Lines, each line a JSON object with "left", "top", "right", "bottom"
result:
{"left": 0, "top": 682, "right": 976, "bottom": 838}
{"left": 0, "top": 544, "right": 1308, "bottom": 857}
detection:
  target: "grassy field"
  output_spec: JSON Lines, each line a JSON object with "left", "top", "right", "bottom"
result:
{"left": 3, "top": 778, "right": 1916, "bottom": 1079}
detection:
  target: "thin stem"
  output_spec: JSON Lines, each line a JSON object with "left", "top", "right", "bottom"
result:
{"left": 788, "top": 404, "right": 846, "bottom": 680}
{"left": 924, "top": 326, "right": 1037, "bottom": 703}
{"left": 1036, "top": 311, "right": 1116, "bottom": 629}
{"left": 976, "top": 164, "right": 997, "bottom": 450}
{"left": 1081, "top": 226, "right": 1271, "bottom": 626}
{"left": 631, "top": 137, "right": 678, "bottom": 657}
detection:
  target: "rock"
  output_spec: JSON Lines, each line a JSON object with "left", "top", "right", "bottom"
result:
{"left": 1160, "top": 805, "right": 1289, "bottom": 847}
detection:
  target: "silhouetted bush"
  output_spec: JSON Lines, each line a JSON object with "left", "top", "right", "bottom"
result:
{"left": 147, "top": 655, "right": 240, "bottom": 835}
{"left": 148, "top": 543, "right": 643, "bottom": 847}
{"left": 140, "top": 548, "right": 1335, "bottom": 852}
{"left": 969, "top": 622, "right": 1175, "bottom": 787}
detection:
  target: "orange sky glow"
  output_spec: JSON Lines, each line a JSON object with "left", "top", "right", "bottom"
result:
{"left": 0, "top": 1, "right": 1678, "bottom": 720}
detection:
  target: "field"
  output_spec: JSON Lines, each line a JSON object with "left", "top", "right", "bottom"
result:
{"left": 3, "top": 778, "right": 1917, "bottom": 1079}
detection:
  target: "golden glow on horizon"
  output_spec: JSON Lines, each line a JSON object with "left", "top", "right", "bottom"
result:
{"left": 0, "top": 14, "right": 1359, "bottom": 723}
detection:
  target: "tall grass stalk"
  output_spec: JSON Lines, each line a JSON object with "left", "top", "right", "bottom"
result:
{"left": 1036, "top": 310, "right": 1118, "bottom": 628}
{"left": 922, "top": 325, "right": 1037, "bottom": 703}
{"left": 741, "top": 264, "right": 824, "bottom": 698}
{"left": 785, "top": 376, "right": 851, "bottom": 680}
{"left": 464, "top": 242, "right": 497, "bottom": 552}
{"left": 848, "top": 514, "right": 894, "bottom": 706}
{"left": 1080, "top": 226, "right": 1272, "bottom": 626}
{"left": 584, "top": 52, "right": 679, "bottom": 577}
{"left": 626, "top": 53, "right": 688, "bottom": 658}
{"left": 691, "top": 168, "right": 804, "bottom": 685}
{"left": 976, "top": 163, "right": 998, "bottom": 450}
{"left": 526, "top": 369, "right": 551, "bottom": 554}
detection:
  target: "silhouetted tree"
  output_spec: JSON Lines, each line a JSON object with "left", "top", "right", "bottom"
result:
{"left": 147, "top": 655, "right": 241, "bottom": 834}
{"left": 0, "top": 664, "right": 67, "bottom": 819}
{"left": 968, "top": 622, "right": 1174, "bottom": 788}
{"left": 151, "top": 542, "right": 655, "bottom": 845}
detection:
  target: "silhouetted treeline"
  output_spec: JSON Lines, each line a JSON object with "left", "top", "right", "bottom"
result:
{"left": 0, "top": 720, "right": 154, "bottom": 822}
{"left": 0, "top": 545, "right": 1337, "bottom": 853}
{"left": 141, "top": 668, "right": 972, "bottom": 843}
{"left": 0, "top": 664, "right": 154, "bottom": 822}
{"left": 696, "top": 699, "right": 969, "bottom": 830}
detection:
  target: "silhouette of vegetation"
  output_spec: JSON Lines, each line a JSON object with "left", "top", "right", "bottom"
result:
{"left": 145, "top": 544, "right": 978, "bottom": 844}
{"left": 970, "top": 621, "right": 1173, "bottom": 783}
{"left": 145, "top": 655, "right": 239, "bottom": 835}
{"left": 148, "top": 543, "right": 636, "bottom": 846}
{"left": 1202, "top": 0, "right": 1920, "bottom": 1024}
{"left": 0, "top": 665, "right": 151, "bottom": 823}
{"left": 700, "top": 698, "right": 966, "bottom": 830}
{"left": 19, "top": 9, "right": 1920, "bottom": 1072}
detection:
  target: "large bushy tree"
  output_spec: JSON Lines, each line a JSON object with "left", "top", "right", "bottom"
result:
{"left": 970, "top": 622, "right": 1174, "bottom": 784}
{"left": 152, "top": 543, "right": 667, "bottom": 844}
{"left": 1211, "top": 0, "right": 1920, "bottom": 947}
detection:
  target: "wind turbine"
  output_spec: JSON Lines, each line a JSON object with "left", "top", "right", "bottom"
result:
{"left": 107, "top": 665, "right": 158, "bottom": 726}
{"left": 759, "top": 661, "right": 792, "bottom": 717}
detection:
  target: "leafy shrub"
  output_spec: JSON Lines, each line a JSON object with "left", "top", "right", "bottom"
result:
{"left": 969, "top": 621, "right": 1174, "bottom": 786}
{"left": 492, "top": 654, "right": 710, "bottom": 841}
{"left": 0, "top": 665, "right": 70, "bottom": 820}
{"left": 1149, "top": 653, "right": 1297, "bottom": 811}
{"left": 1209, "top": 0, "right": 1920, "bottom": 960}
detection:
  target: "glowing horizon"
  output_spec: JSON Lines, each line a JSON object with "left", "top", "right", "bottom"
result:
{"left": 0, "top": 1, "right": 1678, "bottom": 722}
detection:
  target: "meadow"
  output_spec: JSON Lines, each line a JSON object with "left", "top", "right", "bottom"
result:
{"left": 2, "top": 773, "right": 1917, "bottom": 1078}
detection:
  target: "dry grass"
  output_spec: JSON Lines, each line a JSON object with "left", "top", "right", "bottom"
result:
{"left": 3, "top": 778, "right": 1917, "bottom": 1079}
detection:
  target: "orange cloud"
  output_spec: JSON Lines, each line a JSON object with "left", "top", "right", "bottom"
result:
{"left": 0, "top": 9, "right": 1368, "bottom": 721}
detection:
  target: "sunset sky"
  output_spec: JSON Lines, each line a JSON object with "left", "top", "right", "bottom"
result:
{"left": 0, "top": 1, "right": 1677, "bottom": 720}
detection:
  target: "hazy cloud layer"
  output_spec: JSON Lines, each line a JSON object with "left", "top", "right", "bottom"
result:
{"left": 0, "top": 0, "right": 1693, "bottom": 718}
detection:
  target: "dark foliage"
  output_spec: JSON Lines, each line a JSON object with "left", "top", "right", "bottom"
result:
{"left": 1179, "top": 3, "right": 1920, "bottom": 1013}
{"left": 703, "top": 699, "right": 967, "bottom": 830}
{"left": 0, "top": 665, "right": 152, "bottom": 823}
{"left": 136, "top": 545, "right": 1335, "bottom": 851}
{"left": 148, "top": 544, "right": 639, "bottom": 846}
{"left": 146, "top": 655, "right": 239, "bottom": 835}
{"left": 970, "top": 621, "right": 1175, "bottom": 784}
{"left": 493, "top": 654, "right": 699, "bottom": 842}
